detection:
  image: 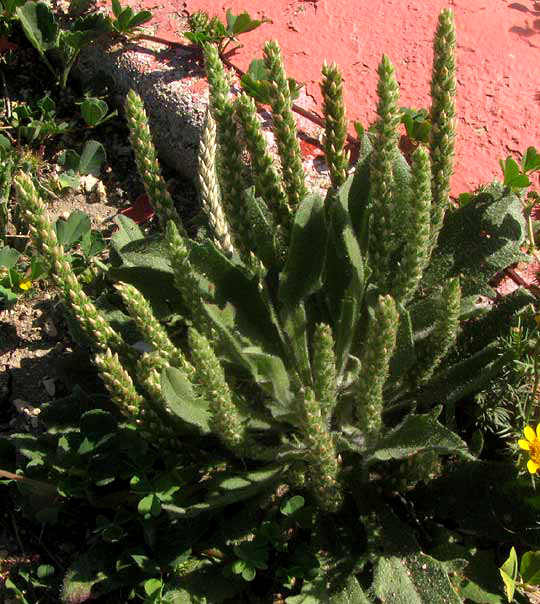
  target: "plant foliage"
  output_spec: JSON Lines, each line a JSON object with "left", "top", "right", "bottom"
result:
{"left": 6, "top": 8, "right": 536, "bottom": 603}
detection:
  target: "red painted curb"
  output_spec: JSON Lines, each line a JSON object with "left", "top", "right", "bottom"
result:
{"left": 96, "top": 0, "right": 540, "bottom": 198}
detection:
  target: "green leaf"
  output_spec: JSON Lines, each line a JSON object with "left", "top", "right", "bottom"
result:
{"left": 362, "top": 503, "right": 463, "bottom": 604}
{"left": 111, "top": 0, "right": 122, "bottom": 19}
{"left": 160, "top": 367, "right": 211, "bottom": 435}
{"left": 80, "top": 98, "right": 108, "bottom": 127}
{"left": 523, "top": 146, "right": 540, "bottom": 173}
{"left": 225, "top": 9, "right": 269, "bottom": 35}
{"left": 499, "top": 547, "right": 517, "bottom": 602}
{"left": 144, "top": 578, "right": 163, "bottom": 598}
{"left": 116, "top": 6, "right": 133, "bottom": 31}
{"left": 388, "top": 304, "right": 415, "bottom": 382}
{"left": 328, "top": 175, "right": 368, "bottom": 370}
{"left": 55, "top": 210, "right": 91, "bottom": 249}
{"left": 372, "top": 553, "right": 462, "bottom": 604}
{"left": 16, "top": 1, "right": 59, "bottom": 55}
{"left": 37, "top": 564, "right": 55, "bottom": 579}
{"left": 58, "top": 149, "right": 81, "bottom": 172}
{"left": 0, "top": 246, "right": 20, "bottom": 269}
{"left": 126, "top": 10, "right": 152, "bottom": 28}
{"left": 423, "top": 182, "right": 528, "bottom": 299}
{"left": 244, "top": 187, "right": 279, "bottom": 269}
{"left": 280, "top": 495, "right": 305, "bottom": 516}
{"left": 138, "top": 493, "right": 162, "bottom": 516}
{"left": 108, "top": 266, "right": 176, "bottom": 320}
{"left": 189, "top": 240, "right": 281, "bottom": 353}
{"left": 81, "top": 230, "right": 105, "bottom": 258}
{"left": 111, "top": 215, "right": 144, "bottom": 251}
{"left": 286, "top": 576, "right": 370, "bottom": 604}
{"left": 500, "top": 156, "right": 529, "bottom": 188}
{"left": 241, "top": 565, "right": 256, "bottom": 581}
{"left": 112, "top": 234, "right": 172, "bottom": 272}
{"left": 279, "top": 193, "right": 327, "bottom": 309}
{"left": 79, "top": 140, "right": 106, "bottom": 176}
{"left": 61, "top": 552, "right": 106, "bottom": 604}
{"left": 363, "top": 409, "right": 473, "bottom": 465}
{"left": 520, "top": 551, "right": 540, "bottom": 585}
{"left": 162, "top": 466, "right": 286, "bottom": 518}
{"left": 241, "top": 346, "right": 294, "bottom": 410}
{"left": 162, "top": 559, "right": 243, "bottom": 603}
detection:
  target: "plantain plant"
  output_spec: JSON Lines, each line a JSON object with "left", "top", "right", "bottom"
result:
{"left": 11, "top": 8, "right": 537, "bottom": 603}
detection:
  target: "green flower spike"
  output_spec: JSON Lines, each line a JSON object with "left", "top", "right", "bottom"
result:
{"left": 391, "top": 146, "right": 432, "bottom": 303}
{"left": 198, "top": 108, "right": 234, "bottom": 256}
{"left": 263, "top": 40, "right": 308, "bottom": 208}
{"left": 94, "top": 348, "right": 144, "bottom": 419}
{"left": 300, "top": 388, "right": 342, "bottom": 513}
{"left": 355, "top": 295, "right": 399, "bottom": 438}
{"left": 188, "top": 327, "right": 246, "bottom": 452}
{"left": 115, "top": 281, "right": 191, "bottom": 374}
{"left": 165, "top": 220, "right": 209, "bottom": 336}
{"left": 125, "top": 89, "right": 185, "bottom": 234}
{"left": 369, "top": 55, "right": 401, "bottom": 290}
{"left": 429, "top": 8, "right": 457, "bottom": 254}
{"left": 414, "top": 276, "right": 461, "bottom": 386}
{"left": 234, "top": 92, "right": 292, "bottom": 237}
{"left": 14, "top": 172, "right": 126, "bottom": 356}
{"left": 312, "top": 323, "right": 337, "bottom": 421}
{"left": 203, "top": 43, "right": 251, "bottom": 256}
{"left": 321, "top": 62, "right": 349, "bottom": 191}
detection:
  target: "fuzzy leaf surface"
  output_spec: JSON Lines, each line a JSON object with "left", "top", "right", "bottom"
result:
{"left": 111, "top": 215, "right": 144, "bottom": 251}
{"left": 363, "top": 409, "right": 473, "bottom": 465}
{"left": 279, "top": 193, "right": 327, "bottom": 309}
{"left": 162, "top": 466, "right": 286, "bottom": 518}
{"left": 190, "top": 240, "right": 281, "bottom": 354}
{"left": 285, "top": 575, "right": 370, "bottom": 604}
{"left": 423, "top": 182, "right": 527, "bottom": 299}
{"left": 161, "top": 367, "right": 211, "bottom": 435}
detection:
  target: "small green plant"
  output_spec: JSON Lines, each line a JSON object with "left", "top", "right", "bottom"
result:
{"left": 57, "top": 139, "right": 107, "bottom": 179}
{"left": 109, "top": 0, "right": 152, "bottom": 35}
{"left": 9, "top": 93, "right": 71, "bottom": 142}
{"left": 0, "top": 244, "right": 45, "bottom": 304}
{"left": 7, "top": 8, "right": 539, "bottom": 603}
{"left": 4, "top": 559, "right": 59, "bottom": 604}
{"left": 400, "top": 106, "right": 431, "bottom": 143}
{"left": 500, "top": 146, "right": 540, "bottom": 252}
{"left": 499, "top": 546, "right": 540, "bottom": 603}
{"left": 186, "top": 8, "right": 270, "bottom": 55}
{"left": 78, "top": 96, "right": 118, "bottom": 128}
{"left": 15, "top": 1, "right": 111, "bottom": 89}
{"left": 53, "top": 210, "right": 107, "bottom": 277}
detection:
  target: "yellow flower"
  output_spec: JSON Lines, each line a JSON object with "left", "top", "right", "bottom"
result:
{"left": 518, "top": 424, "right": 540, "bottom": 474}
{"left": 19, "top": 280, "right": 32, "bottom": 291}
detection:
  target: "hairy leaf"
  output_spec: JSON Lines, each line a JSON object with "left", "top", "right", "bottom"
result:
{"left": 363, "top": 408, "right": 473, "bottom": 465}
{"left": 161, "top": 367, "right": 211, "bottom": 435}
{"left": 279, "top": 193, "right": 327, "bottom": 309}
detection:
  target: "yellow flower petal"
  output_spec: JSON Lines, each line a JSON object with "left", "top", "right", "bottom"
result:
{"left": 19, "top": 280, "right": 32, "bottom": 291}
{"left": 536, "top": 424, "right": 540, "bottom": 440}
{"left": 525, "top": 425, "right": 536, "bottom": 442}
{"left": 519, "top": 439, "right": 531, "bottom": 450}
{"left": 528, "top": 459, "right": 539, "bottom": 474}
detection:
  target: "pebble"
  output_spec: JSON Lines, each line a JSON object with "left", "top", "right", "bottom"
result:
{"left": 42, "top": 377, "right": 56, "bottom": 397}
{"left": 43, "top": 318, "right": 58, "bottom": 338}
